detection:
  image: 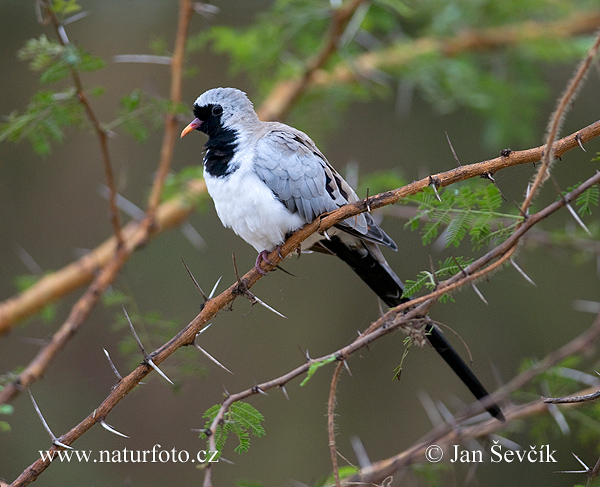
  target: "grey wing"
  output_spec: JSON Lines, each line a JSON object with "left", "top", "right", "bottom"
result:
{"left": 253, "top": 127, "right": 397, "bottom": 250}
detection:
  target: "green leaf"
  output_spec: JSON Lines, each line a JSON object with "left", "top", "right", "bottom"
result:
{"left": 402, "top": 256, "right": 474, "bottom": 299}
{"left": 300, "top": 355, "right": 337, "bottom": 386}
{"left": 51, "top": 0, "right": 82, "bottom": 16}
{"left": 0, "top": 89, "right": 82, "bottom": 155}
{"left": 200, "top": 401, "right": 265, "bottom": 455}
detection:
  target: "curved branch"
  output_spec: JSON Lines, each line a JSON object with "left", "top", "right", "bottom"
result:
{"left": 40, "top": 0, "right": 123, "bottom": 244}
{"left": 0, "top": 0, "right": 196, "bottom": 405}
{"left": 8, "top": 131, "right": 600, "bottom": 486}
{"left": 259, "top": 9, "right": 600, "bottom": 120}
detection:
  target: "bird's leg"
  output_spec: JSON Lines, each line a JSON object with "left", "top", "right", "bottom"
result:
{"left": 255, "top": 246, "right": 284, "bottom": 275}
{"left": 255, "top": 250, "right": 272, "bottom": 276}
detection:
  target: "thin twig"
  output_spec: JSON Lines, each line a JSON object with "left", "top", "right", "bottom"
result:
{"left": 40, "top": 0, "right": 123, "bottom": 245}
{"left": 542, "top": 389, "right": 600, "bottom": 404}
{"left": 328, "top": 361, "right": 345, "bottom": 487}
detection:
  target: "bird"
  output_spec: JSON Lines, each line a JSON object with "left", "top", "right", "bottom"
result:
{"left": 181, "top": 87, "right": 504, "bottom": 421}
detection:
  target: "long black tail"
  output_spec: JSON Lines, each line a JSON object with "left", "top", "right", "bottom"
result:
{"left": 318, "top": 235, "right": 504, "bottom": 421}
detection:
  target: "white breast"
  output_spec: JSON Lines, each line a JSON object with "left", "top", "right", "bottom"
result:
{"left": 204, "top": 162, "right": 305, "bottom": 253}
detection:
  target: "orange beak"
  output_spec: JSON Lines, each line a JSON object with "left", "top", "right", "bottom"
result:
{"left": 180, "top": 118, "right": 203, "bottom": 138}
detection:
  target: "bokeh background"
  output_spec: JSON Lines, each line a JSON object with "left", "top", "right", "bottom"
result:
{"left": 1, "top": 1, "right": 600, "bottom": 486}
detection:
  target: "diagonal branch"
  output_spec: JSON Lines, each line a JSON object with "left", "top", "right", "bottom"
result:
{"left": 258, "top": 8, "right": 600, "bottom": 120}
{"left": 257, "top": 0, "right": 368, "bottom": 121}
{"left": 40, "top": 0, "right": 123, "bottom": 245}
{"left": 0, "top": 0, "right": 196, "bottom": 406}
{"left": 1, "top": 119, "right": 597, "bottom": 336}
{"left": 8, "top": 138, "right": 600, "bottom": 486}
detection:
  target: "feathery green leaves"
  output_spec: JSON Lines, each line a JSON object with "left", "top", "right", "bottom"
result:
{"left": 200, "top": 401, "right": 265, "bottom": 455}
{"left": 406, "top": 183, "right": 520, "bottom": 249}
{"left": 402, "top": 256, "right": 474, "bottom": 301}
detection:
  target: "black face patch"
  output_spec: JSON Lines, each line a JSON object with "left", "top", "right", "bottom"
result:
{"left": 193, "top": 103, "right": 226, "bottom": 138}
{"left": 193, "top": 103, "right": 239, "bottom": 178}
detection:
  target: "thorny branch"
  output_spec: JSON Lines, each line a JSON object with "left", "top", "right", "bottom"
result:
{"left": 39, "top": 0, "right": 123, "bottom": 245}
{"left": 1, "top": 119, "right": 598, "bottom": 336}
{"left": 341, "top": 310, "right": 600, "bottom": 485}
{"left": 0, "top": 0, "right": 195, "bottom": 405}
{"left": 3, "top": 4, "right": 600, "bottom": 486}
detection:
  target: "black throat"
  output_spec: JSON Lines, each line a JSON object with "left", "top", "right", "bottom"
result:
{"left": 193, "top": 103, "right": 239, "bottom": 178}
{"left": 203, "top": 127, "right": 238, "bottom": 178}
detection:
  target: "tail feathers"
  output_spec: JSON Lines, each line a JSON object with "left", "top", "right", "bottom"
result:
{"left": 315, "top": 235, "right": 504, "bottom": 421}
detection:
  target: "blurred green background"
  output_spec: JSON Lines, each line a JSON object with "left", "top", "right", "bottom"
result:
{"left": 1, "top": 1, "right": 599, "bottom": 486}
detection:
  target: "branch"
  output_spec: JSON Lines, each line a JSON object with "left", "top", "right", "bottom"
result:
{"left": 0, "top": 180, "right": 204, "bottom": 336}
{"left": 2, "top": 119, "right": 597, "bottom": 336}
{"left": 258, "top": 8, "right": 600, "bottom": 120}
{"left": 257, "top": 0, "right": 368, "bottom": 121}
{"left": 0, "top": 0, "right": 196, "bottom": 405}
{"left": 40, "top": 0, "right": 123, "bottom": 245}
{"left": 8, "top": 140, "right": 600, "bottom": 486}
{"left": 342, "top": 311, "right": 600, "bottom": 485}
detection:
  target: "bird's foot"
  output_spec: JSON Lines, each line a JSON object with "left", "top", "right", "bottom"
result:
{"left": 255, "top": 246, "right": 286, "bottom": 275}
{"left": 255, "top": 250, "right": 273, "bottom": 276}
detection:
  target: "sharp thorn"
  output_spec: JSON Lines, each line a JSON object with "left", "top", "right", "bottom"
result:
{"left": 52, "top": 439, "right": 74, "bottom": 450}
{"left": 251, "top": 294, "right": 288, "bottom": 319}
{"left": 445, "top": 130, "right": 462, "bottom": 166}
{"left": 29, "top": 390, "right": 57, "bottom": 442}
{"left": 572, "top": 452, "right": 591, "bottom": 471}
{"left": 100, "top": 420, "right": 129, "bottom": 438}
{"left": 196, "top": 323, "right": 214, "bottom": 336}
{"left": 510, "top": 259, "right": 537, "bottom": 287}
{"left": 565, "top": 201, "right": 592, "bottom": 236}
{"left": 122, "top": 305, "right": 147, "bottom": 355}
{"left": 103, "top": 348, "right": 123, "bottom": 380}
{"left": 343, "top": 359, "right": 353, "bottom": 377}
{"left": 280, "top": 385, "right": 290, "bottom": 400}
{"left": 181, "top": 258, "right": 208, "bottom": 301}
{"left": 194, "top": 343, "right": 234, "bottom": 374}
{"left": 209, "top": 276, "right": 222, "bottom": 299}
{"left": 146, "top": 357, "right": 174, "bottom": 385}
{"left": 575, "top": 133, "right": 586, "bottom": 152}
{"left": 471, "top": 283, "right": 488, "bottom": 305}
{"left": 253, "top": 385, "right": 267, "bottom": 395}
{"left": 429, "top": 178, "right": 442, "bottom": 202}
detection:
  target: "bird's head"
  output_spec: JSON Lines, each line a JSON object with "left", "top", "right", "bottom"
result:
{"left": 180, "top": 87, "right": 258, "bottom": 139}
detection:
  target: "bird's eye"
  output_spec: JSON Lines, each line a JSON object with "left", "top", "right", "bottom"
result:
{"left": 211, "top": 105, "right": 223, "bottom": 116}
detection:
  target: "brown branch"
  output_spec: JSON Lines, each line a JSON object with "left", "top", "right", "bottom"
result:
{"left": 257, "top": 0, "right": 367, "bottom": 121}
{"left": 4, "top": 111, "right": 596, "bottom": 336}
{"left": 310, "top": 9, "right": 600, "bottom": 94}
{"left": 40, "top": 0, "right": 123, "bottom": 245}
{"left": 257, "top": 9, "right": 600, "bottom": 121}
{"left": 520, "top": 25, "right": 600, "bottom": 214}
{"left": 542, "top": 390, "right": 600, "bottom": 404}
{"left": 146, "top": 0, "right": 194, "bottom": 217}
{"left": 328, "top": 361, "right": 345, "bottom": 487}
{"left": 341, "top": 310, "right": 600, "bottom": 485}
{"left": 0, "top": 0, "right": 196, "bottom": 405}
{"left": 9, "top": 163, "right": 600, "bottom": 486}
{"left": 0, "top": 179, "right": 204, "bottom": 336}
{"left": 343, "top": 385, "right": 600, "bottom": 486}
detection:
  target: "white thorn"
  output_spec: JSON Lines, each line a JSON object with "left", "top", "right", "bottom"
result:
{"left": 209, "top": 276, "right": 222, "bottom": 299}
{"left": 471, "top": 283, "right": 488, "bottom": 305}
{"left": 100, "top": 420, "right": 129, "bottom": 438}
{"left": 103, "top": 348, "right": 123, "bottom": 380}
{"left": 565, "top": 202, "right": 592, "bottom": 236}
{"left": 510, "top": 259, "right": 537, "bottom": 287}
{"left": 194, "top": 343, "right": 234, "bottom": 374}
{"left": 252, "top": 294, "right": 288, "bottom": 319}
{"left": 146, "top": 357, "right": 174, "bottom": 385}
